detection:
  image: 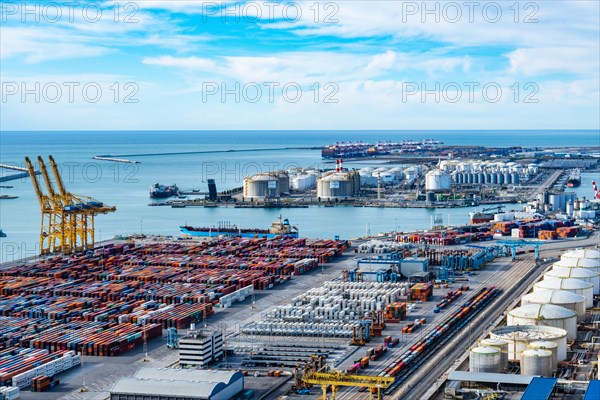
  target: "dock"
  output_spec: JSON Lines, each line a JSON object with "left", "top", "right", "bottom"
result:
{"left": 92, "top": 156, "right": 140, "bottom": 164}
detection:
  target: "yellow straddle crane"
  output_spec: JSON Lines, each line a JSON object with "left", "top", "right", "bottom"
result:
{"left": 302, "top": 370, "right": 394, "bottom": 400}
{"left": 296, "top": 354, "right": 394, "bottom": 400}
{"left": 25, "top": 156, "right": 116, "bottom": 254}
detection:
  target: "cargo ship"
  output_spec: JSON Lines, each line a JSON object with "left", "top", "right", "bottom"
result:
{"left": 566, "top": 169, "right": 581, "bottom": 188}
{"left": 469, "top": 206, "right": 504, "bottom": 224}
{"left": 321, "top": 139, "right": 442, "bottom": 158}
{"left": 149, "top": 183, "right": 179, "bottom": 198}
{"left": 180, "top": 216, "right": 299, "bottom": 238}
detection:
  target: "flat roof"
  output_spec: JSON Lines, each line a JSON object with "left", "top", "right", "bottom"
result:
{"left": 521, "top": 377, "right": 557, "bottom": 400}
{"left": 584, "top": 380, "right": 600, "bottom": 400}
{"left": 111, "top": 378, "right": 224, "bottom": 399}
{"left": 447, "top": 371, "right": 538, "bottom": 385}
{"left": 134, "top": 368, "right": 242, "bottom": 386}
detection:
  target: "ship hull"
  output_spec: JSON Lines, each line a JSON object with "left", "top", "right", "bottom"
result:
{"left": 566, "top": 180, "right": 581, "bottom": 188}
{"left": 180, "top": 227, "right": 298, "bottom": 239}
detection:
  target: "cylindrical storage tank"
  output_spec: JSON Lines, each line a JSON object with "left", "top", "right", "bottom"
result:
{"left": 469, "top": 346, "right": 501, "bottom": 373}
{"left": 491, "top": 173, "right": 498, "bottom": 184}
{"left": 485, "top": 173, "right": 492, "bottom": 184}
{"left": 467, "top": 173, "right": 473, "bottom": 184}
{"left": 497, "top": 173, "right": 504, "bottom": 185}
{"left": 566, "top": 201, "right": 574, "bottom": 216}
{"left": 529, "top": 341, "right": 558, "bottom": 371}
{"left": 521, "top": 349, "right": 553, "bottom": 377}
{"left": 556, "top": 256, "right": 600, "bottom": 274}
{"left": 507, "top": 304, "right": 577, "bottom": 340}
{"left": 473, "top": 173, "right": 479, "bottom": 184}
{"left": 521, "top": 289, "right": 587, "bottom": 321}
{"left": 534, "top": 278, "right": 594, "bottom": 308}
{"left": 512, "top": 173, "right": 520, "bottom": 185}
{"left": 547, "top": 266, "right": 600, "bottom": 295}
{"left": 478, "top": 173, "right": 485, "bottom": 184}
{"left": 504, "top": 173, "right": 511, "bottom": 184}
{"left": 561, "top": 249, "right": 600, "bottom": 262}
{"left": 425, "top": 171, "right": 452, "bottom": 192}
{"left": 480, "top": 338, "right": 508, "bottom": 370}
{"left": 490, "top": 325, "right": 568, "bottom": 362}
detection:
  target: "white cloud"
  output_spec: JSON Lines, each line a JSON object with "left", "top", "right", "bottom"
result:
{"left": 507, "top": 47, "right": 600, "bottom": 77}
{"left": 143, "top": 56, "right": 216, "bottom": 70}
{"left": 367, "top": 50, "right": 396, "bottom": 71}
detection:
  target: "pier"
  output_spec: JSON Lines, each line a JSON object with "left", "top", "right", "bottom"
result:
{"left": 95, "top": 146, "right": 318, "bottom": 158}
{"left": 0, "top": 164, "right": 38, "bottom": 182}
{"left": 92, "top": 156, "right": 140, "bottom": 164}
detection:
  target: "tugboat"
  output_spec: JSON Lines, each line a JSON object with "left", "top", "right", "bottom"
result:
{"left": 566, "top": 169, "right": 581, "bottom": 188}
{"left": 149, "top": 183, "right": 179, "bottom": 198}
{"left": 180, "top": 215, "right": 299, "bottom": 238}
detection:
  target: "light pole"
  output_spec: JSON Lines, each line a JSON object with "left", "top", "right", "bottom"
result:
{"left": 140, "top": 218, "right": 143, "bottom": 236}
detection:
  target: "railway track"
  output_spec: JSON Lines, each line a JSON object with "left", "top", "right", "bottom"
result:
{"left": 388, "top": 256, "right": 548, "bottom": 400}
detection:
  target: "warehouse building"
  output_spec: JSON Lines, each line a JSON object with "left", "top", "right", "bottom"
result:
{"left": 179, "top": 329, "right": 223, "bottom": 367}
{"left": 110, "top": 368, "right": 244, "bottom": 400}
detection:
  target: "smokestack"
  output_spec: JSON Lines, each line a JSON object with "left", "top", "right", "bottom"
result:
{"left": 340, "top": 158, "right": 344, "bottom": 172}
{"left": 335, "top": 159, "right": 339, "bottom": 172}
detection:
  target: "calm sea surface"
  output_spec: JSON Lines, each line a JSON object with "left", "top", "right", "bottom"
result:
{"left": 1, "top": 130, "right": 598, "bottom": 261}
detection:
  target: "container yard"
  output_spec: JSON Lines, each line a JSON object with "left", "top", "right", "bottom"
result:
{"left": 0, "top": 236, "right": 348, "bottom": 392}
{"left": 0, "top": 230, "right": 596, "bottom": 400}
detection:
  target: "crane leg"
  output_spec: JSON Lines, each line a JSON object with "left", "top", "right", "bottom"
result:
{"left": 321, "top": 385, "right": 327, "bottom": 400}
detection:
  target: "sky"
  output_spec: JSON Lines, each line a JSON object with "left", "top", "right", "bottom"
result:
{"left": 1, "top": 0, "right": 599, "bottom": 130}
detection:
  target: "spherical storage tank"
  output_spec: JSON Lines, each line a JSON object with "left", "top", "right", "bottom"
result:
{"left": 479, "top": 338, "right": 508, "bottom": 370}
{"left": 469, "top": 346, "right": 501, "bottom": 373}
{"left": 490, "top": 325, "right": 568, "bottom": 362}
{"left": 521, "top": 289, "right": 586, "bottom": 321}
{"left": 547, "top": 266, "right": 600, "bottom": 295}
{"left": 425, "top": 170, "right": 451, "bottom": 192}
{"left": 507, "top": 304, "right": 577, "bottom": 340}
{"left": 521, "top": 349, "right": 553, "bottom": 377}
{"left": 534, "top": 278, "right": 594, "bottom": 308}
{"left": 529, "top": 341, "right": 558, "bottom": 370}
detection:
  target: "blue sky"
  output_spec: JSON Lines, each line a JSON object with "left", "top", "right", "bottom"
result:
{"left": 1, "top": 0, "right": 599, "bottom": 130}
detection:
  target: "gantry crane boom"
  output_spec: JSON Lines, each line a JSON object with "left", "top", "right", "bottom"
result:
{"left": 25, "top": 157, "right": 50, "bottom": 210}
{"left": 25, "top": 157, "right": 66, "bottom": 254}
{"left": 25, "top": 155, "right": 116, "bottom": 255}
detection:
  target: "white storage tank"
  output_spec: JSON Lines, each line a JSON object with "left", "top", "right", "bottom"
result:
{"left": 521, "top": 289, "right": 586, "bottom": 321}
{"left": 533, "top": 278, "right": 594, "bottom": 308}
{"left": 561, "top": 249, "right": 600, "bottom": 261}
{"left": 490, "top": 325, "right": 568, "bottom": 362}
{"left": 555, "top": 257, "right": 600, "bottom": 274}
{"left": 479, "top": 338, "right": 508, "bottom": 370}
{"left": 425, "top": 170, "right": 451, "bottom": 192}
{"left": 547, "top": 266, "right": 600, "bottom": 295}
{"left": 521, "top": 349, "right": 553, "bottom": 377}
{"left": 469, "top": 346, "right": 501, "bottom": 373}
{"left": 507, "top": 304, "right": 577, "bottom": 340}
{"left": 529, "top": 341, "right": 558, "bottom": 371}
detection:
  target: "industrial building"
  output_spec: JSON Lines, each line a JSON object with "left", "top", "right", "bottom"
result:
{"left": 179, "top": 329, "right": 224, "bottom": 367}
{"left": 243, "top": 171, "right": 289, "bottom": 199}
{"left": 316, "top": 170, "right": 360, "bottom": 199}
{"left": 110, "top": 368, "right": 244, "bottom": 400}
